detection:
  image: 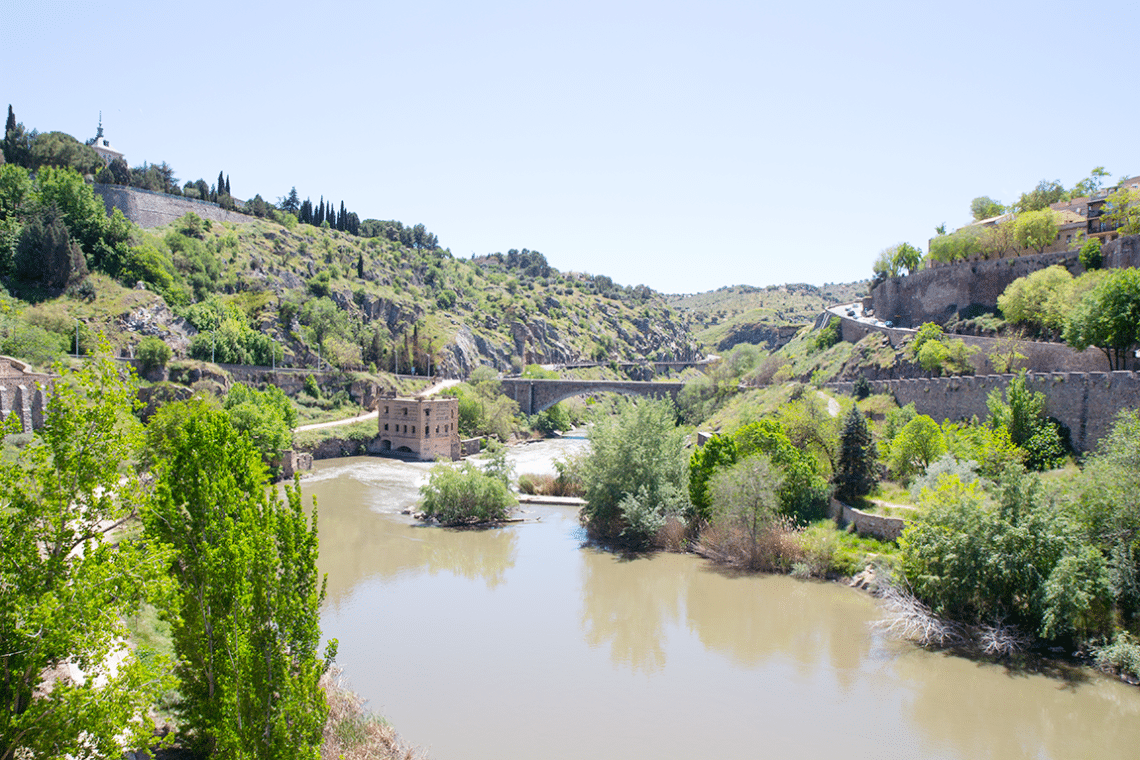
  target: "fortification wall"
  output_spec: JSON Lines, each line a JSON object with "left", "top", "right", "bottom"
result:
{"left": 870, "top": 234, "right": 1140, "bottom": 328}
{"left": 93, "top": 184, "right": 252, "bottom": 229}
{"left": 829, "top": 371, "right": 1140, "bottom": 452}
{"left": 832, "top": 312, "right": 1108, "bottom": 374}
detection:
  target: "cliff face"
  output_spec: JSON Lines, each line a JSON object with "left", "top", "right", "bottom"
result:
{"left": 870, "top": 235, "right": 1140, "bottom": 328}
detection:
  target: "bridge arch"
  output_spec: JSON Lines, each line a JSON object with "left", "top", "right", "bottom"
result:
{"left": 498, "top": 378, "right": 685, "bottom": 416}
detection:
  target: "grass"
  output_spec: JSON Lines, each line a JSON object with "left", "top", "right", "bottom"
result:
{"left": 799, "top": 519, "right": 901, "bottom": 577}
{"left": 293, "top": 419, "right": 378, "bottom": 449}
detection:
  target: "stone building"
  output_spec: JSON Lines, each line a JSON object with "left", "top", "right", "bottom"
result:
{"left": 89, "top": 114, "right": 124, "bottom": 167}
{"left": 377, "top": 395, "right": 460, "bottom": 461}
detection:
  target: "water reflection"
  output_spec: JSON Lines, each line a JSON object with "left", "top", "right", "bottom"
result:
{"left": 306, "top": 447, "right": 1140, "bottom": 760}
{"left": 302, "top": 458, "right": 518, "bottom": 606}
{"left": 579, "top": 550, "right": 690, "bottom": 673}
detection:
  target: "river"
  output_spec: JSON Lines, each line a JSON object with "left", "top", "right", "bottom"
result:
{"left": 304, "top": 433, "right": 1140, "bottom": 760}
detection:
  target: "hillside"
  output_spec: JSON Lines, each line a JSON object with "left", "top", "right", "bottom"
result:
{"left": 667, "top": 281, "right": 867, "bottom": 352}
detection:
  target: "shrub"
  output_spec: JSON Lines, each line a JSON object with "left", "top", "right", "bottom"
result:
{"left": 852, "top": 375, "right": 871, "bottom": 400}
{"left": 1079, "top": 237, "right": 1103, "bottom": 271}
{"left": 811, "top": 317, "right": 841, "bottom": 352}
{"left": 137, "top": 336, "right": 172, "bottom": 372}
{"left": 304, "top": 374, "right": 321, "bottom": 398}
{"left": 418, "top": 462, "right": 516, "bottom": 525}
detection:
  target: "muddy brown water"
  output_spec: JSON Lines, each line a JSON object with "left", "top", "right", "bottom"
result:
{"left": 303, "top": 436, "right": 1140, "bottom": 760}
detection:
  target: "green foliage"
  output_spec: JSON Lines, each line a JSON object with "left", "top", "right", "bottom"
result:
{"left": 997, "top": 265, "right": 1074, "bottom": 335}
{"left": 887, "top": 415, "right": 946, "bottom": 481}
{"left": 443, "top": 370, "right": 520, "bottom": 441}
{"left": 1064, "top": 267, "right": 1140, "bottom": 371}
{"left": 986, "top": 371, "right": 1066, "bottom": 470}
{"left": 580, "top": 398, "right": 690, "bottom": 546}
{"left": 929, "top": 225, "right": 985, "bottom": 264}
{"left": 13, "top": 203, "right": 88, "bottom": 290}
{"left": 811, "top": 316, "right": 841, "bottom": 352}
{"left": 1075, "top": 410, "right": 1140, "bottom": 625}
{"left": 137, "top": 335, "right": 171, "bottom": 371}
{"left": 907, "top": 322, "right": 976, "bottom": 375}
{"left": 708, "top": 454, "right": 785, "bottom": 562}
{"left": 1100, "top": 188, "right": 1140, "bottom": 235}
{"left": 733, "top": 419, "right": 830, "bottom": 522}
{"left": 852, "top": 375, "right": 871, "bottom": 400}
{"left": 303, "top": 374, "right": 321, "bottom": 398}
{"left": 941, "top": 421, "right": 1025, "bottom": 478}
{"left": 223, "top": 382, "right": 297, "bottom": 468}
{"left": 1079, "top": 236, "right": 1103, "bottom": 270}
{"left": 29, "top": 131, "right": 102, "bottom": 175}
{"left": 418, "top": 462, "right": 516, "bottom": 525}
{"left": 970, "top": 196, "right": 1005, "bottom": 221}
{"left": 1014, "top": 179, "right": 1069, "bottom": 213}
{"left": 0, "top": 353, "right": 175, "bottom": 758}
{"left": 688, "top": 433, "right": 738, "bottom": 524}
{"left": 1013, "top": 209, "right": 1060, "bottom": 253}
{"left": 834, "top": 407, "right": 877, "bottom": 502}
{"left": 144, "top": 405, "right": 332, "bottom": 758}
{"left": 901, "top": 470, "right": 1111, "bottom": 640}
{"left": 530, "top": 401, "right": 572, "bottom": 435}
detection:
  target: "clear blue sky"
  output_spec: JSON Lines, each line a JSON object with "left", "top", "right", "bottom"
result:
{"left": 5, "top": 0, "right": 1138, "bottom": 294}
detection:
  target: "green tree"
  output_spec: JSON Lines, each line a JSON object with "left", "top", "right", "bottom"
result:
{"left": 1013, "top": 209, "right": 1060, "bottom": 253}
{"left": 300, "top": 296, "right": 350, "bottom": 360}
{"left": 419, "top": 462, "right": 517, "bottom": 525}
{"left": 1079, "top": 236, "right": 1103, "bottom": 270}
{"left": 688, "top": 433, "right": 738, "bottom": 524}
{"left": 145, "top": 404, "right": 332, "bottom": 758}
{"left": 29, "top": 131, "right": 102, "bottom": 175}
{"left": 707, "top": 454, "right": 785, "bottom": 568}
{"left": 929, "top": 225, "right": 985, "bottom": 264}
{"left": 834, "top": 406, "right": 877, "bottom": 502}
{"left": 1099, "top": 187, "right": 1140, "bottom": 235}
{"left": 580, "top": 398, "right": 690, "bottom": 546}
{"left": 1072, "top": 167, "right": 1110, "bottom": 198}
{"left": 887, "top": 415, "right": 946, "bottom": 481}
{"left": 13, "top": 203, "right": 88, "bottom": 290}
{"left": 970, "top": 196, "right": 1005, "bottom": 221}
{"left": 986, "top": 370, "right": 1066, "bottom": 470}
{"left": 1064, "top": 267, "right": 1140, "bottom": 370}
{"left": 1014, "top": 179, "right": 1069, "bottom": 212}
{"left": 137, "top": 335, "right": 172, "bottom": 371}
{"left": 997, "top": 265, "right": 1074, "bottom": 334}
{"left": 733, "top": 419, "right": 830, "bottom": 522}
{"left": 223, "top": 382, "right": 297, "bottom": 468}
{"left": 0, "top": 353, "right": 174, "bottom": 759}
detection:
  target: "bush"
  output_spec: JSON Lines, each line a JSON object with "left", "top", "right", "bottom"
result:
{"left": 418, "top": 462, "right": 516, "bottom": 525}
{"left": 1079, "top": 237, "right": 1103, "bottom": 271}
{"left": 137, "top": 336, "right": 172, "bottom": 372}
{"left": 811, "top": 317, "right": 841, "bottom": 352}
{"left": 304, "top": 374, "right": 321, "bottom": 398}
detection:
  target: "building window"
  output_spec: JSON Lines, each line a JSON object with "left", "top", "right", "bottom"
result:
{"left": 412, "top": 426, "right": 416, "bottom": 434}
{"left": 384, "top": 406, "right": 388, "bottom": 414}
{"left": 384, "top": 423, "right": 389, "bottom": 431}
{"left": 403, "top": 408, "right": 408, "bottom": 415}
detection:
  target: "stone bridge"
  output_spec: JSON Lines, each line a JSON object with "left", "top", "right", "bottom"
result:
{"left": 499, "top": 378, "right": 685, "bottom": 415}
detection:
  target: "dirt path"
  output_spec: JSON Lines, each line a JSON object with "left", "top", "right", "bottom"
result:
{"left": 817, "top": 390, "right": 841, "bottom": 418}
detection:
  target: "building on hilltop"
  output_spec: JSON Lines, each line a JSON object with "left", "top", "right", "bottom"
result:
{"left": 88, "top": 113, "right": 124, "bottom": 167}
{"left": 377, "top": 395, "right": 460, "bottom": 461}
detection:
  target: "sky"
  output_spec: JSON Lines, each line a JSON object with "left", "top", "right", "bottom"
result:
{"left": 5, "top": 0, "right": 1138, "bottom": 294}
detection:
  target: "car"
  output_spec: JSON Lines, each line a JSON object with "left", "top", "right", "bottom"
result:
{"left": 884, "top": 321, "right": 893, "bottom": 328}
{"left": 845, "top": 309, "right": 855, "bottom": 317}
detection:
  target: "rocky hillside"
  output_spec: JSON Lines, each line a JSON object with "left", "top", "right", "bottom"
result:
{"left": 10, "top": 213, "right": 702, "bottom": 377}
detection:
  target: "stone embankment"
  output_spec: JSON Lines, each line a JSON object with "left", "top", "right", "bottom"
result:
{"left": 829, "top": 498, "right": 907, "bottom": 542}
{"left": 93, "top": 184, "right": 251, "bottom": 228}
{"left": 0, "top": 356, "right": 50, "bottom": 432}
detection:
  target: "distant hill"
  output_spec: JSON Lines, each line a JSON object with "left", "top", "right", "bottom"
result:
{"left": 667, "top": 281, "right": 867, "bottom": 352}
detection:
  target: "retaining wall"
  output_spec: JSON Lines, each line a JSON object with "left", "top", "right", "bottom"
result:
{"left": 829, "top": 371, "right": 1140, "bottom": 452}
{"left": 870, "top": 234, "right": 1140, "bottom": 328}
{"left": 830, "top": 499, "right": 907, "bottom": 541}
{"left": 93, "top": 184, "right": 252, "bottom": 229}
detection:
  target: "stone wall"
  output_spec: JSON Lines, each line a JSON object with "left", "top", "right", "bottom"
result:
{"left": 0, "top": 356, "right": 51, "bottom": 433}
{"left": 831, "top": 311, "right": 1108, "bottom": 374}
{"left": 830, "top": 499, "right": 906, "bottom": 541}
{"left": 870, "top": 234, "right": 1140, "bottom": 328}
{"left": 93, "top": 184, "right": 252, "bottom": 229}
{"left": 829, "top": 371, "right": 1140, "bottom": 452}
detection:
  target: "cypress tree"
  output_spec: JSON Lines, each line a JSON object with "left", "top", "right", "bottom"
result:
{"left": 5, "top": 105, "right": 14, "bottom": 136}
{"left": 834, "top": 406, "right": 877, "bottom": 503}
{"left": 217, "top": 171, "right": 225, "bottom": 197}
{"left": 225, "top": 175, "right": 231, "bottom": 195}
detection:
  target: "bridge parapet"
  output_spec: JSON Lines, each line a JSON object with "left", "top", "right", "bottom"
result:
{"left": 499, "top": 378, "right": 684, "bottom": 415}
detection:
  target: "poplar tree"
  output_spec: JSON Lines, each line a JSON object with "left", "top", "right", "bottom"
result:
{"left": 145, "top": 402, "right": 333, "bottom": 758}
